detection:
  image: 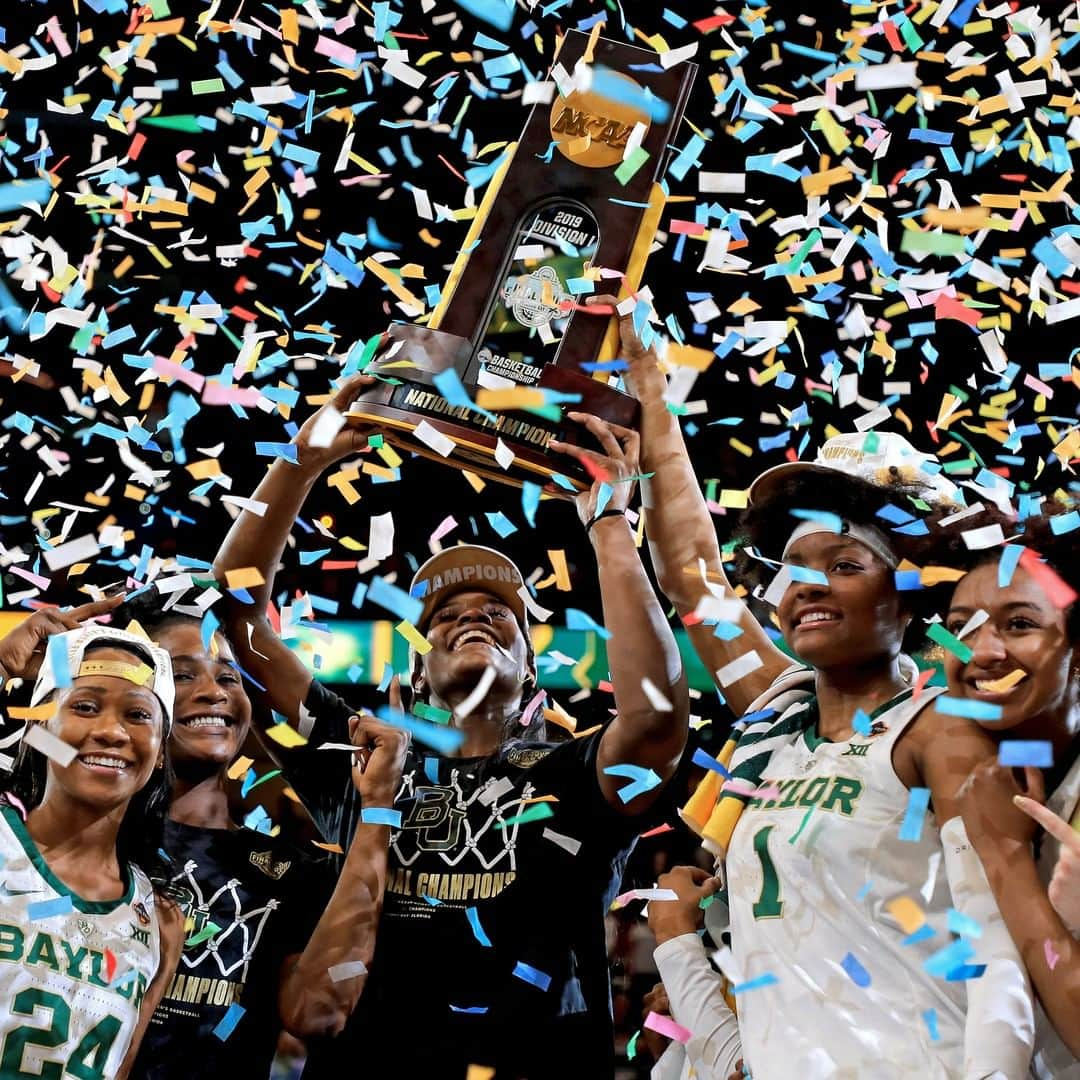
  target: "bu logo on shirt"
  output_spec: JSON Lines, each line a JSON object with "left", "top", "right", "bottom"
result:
{"left": 402, "top": 786, "right": 466, "bottom": 852}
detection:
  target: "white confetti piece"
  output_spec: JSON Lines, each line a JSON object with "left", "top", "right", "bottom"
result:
{"left": 42, "top": 534, "right": 100, "bottom": 572}
{"left": 640, "top": 677, "right": 673, "bottom": 712}
{"left": 23, "top": 724, "right": 76, "bottom": 767}
{"left": 494, "top": 438, "right": 515, "bottom": 470}
{"left": 477, "top": 777, "right": 515, "bottom": 806}
{"left": 716, "top": 650, "right": 765, "bottom": 688}
{"left": 542, "top": 827, "right": 582, "bottom": 856}
{"left": 368, "top": 512, "right": 394, "bottom": 563}
{"left": 306, "top": 404, "right": 345, "bottom": 449}
{"left": 413, "top": 420, "right": 455, "bottom": 458}
{"left": 454, "top": 665, "right": 497, "bottom": 721}
{"left": 854, "top": 62, "right": 918, "bottom": 91}
{"left": 328, "top": 960, "right": 368, "bottom": 982}
{"left": 961, "top": 524, "right": 1006, "bottom": 550}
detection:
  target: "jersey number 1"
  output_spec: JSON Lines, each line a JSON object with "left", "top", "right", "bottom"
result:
{"left": 0, "top": 988, "right": 120, "bottom": 1080}
{"left": 752, "top": 825, "right": 784, "bottom": 919}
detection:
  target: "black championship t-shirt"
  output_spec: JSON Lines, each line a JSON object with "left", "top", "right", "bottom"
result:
{"left": 131, "top": 820, "right": 332, "bottom": 1080}
{"left": 289, "top": 678, "right": 688, "bottom": 1080}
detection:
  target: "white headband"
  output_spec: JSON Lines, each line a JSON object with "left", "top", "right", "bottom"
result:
{"left": 782, "top": 519, "right": 898, "bottom": 570}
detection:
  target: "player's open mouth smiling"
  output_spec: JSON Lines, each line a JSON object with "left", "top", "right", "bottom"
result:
{"left": 792, "top": 607, "right": 841, "bottom": 631}
{"left": 179, "top": 714, "right": 234, "bottom": 730}
{"left": 79, "top": 754, "right": 131, "bottom": 773}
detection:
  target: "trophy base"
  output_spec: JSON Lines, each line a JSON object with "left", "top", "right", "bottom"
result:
{"left": 351, "top": 323, "right": 640, "bottom": 497}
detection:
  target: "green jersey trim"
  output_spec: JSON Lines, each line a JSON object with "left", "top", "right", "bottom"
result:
{"left": 1, "top": 804, "right": 135, "bottom": 914}
{"left": 802, "top": 686, "right": 917, "bottom": 751}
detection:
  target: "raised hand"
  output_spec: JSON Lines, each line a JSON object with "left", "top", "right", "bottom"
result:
{"left": 292, "top": 370, "right": 384, "bottom": 473}
{"left": 640, "top": 981, "right": 672, "bottom": 1061}
{"left": 347, "top": 677, "right": 410, "bottom": 805}
{"left": 1014, "top": 792, "right": 1080, "bottom": 933}
{"left": 584, "top": 292, "right": 665, "bottom": 402}
{"left": 0, "top": 594, "right": 125, "bottom": 683}
{"left": 647, "top": 866, "right": 721, "bottom": 945}
{"left": 550, "top": 413, "right": 640, "bottom": 531}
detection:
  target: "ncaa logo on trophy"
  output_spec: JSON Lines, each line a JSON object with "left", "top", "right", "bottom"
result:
{"left": 347, "top": 30, "right": 697, "bottom": 495}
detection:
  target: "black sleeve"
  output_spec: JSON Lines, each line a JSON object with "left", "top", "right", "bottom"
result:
{"left": 527, "top": 724, "right": 698, "bottom": 850}
{"left": 271, "top": 678, "right": 360, "bottom": 847}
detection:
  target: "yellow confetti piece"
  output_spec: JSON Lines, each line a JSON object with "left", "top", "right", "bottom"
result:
{"left": 666, "top": 344, "right": 715, "bottom": 372}
{"left": 396, "top": 620, "right": 432, "bottom": 654}
{"left": 547, "top": 549, "right": 572, "bottom": 592}
{"left": 980, "top": 670, "right": 1027, "bottom": 694}
{"left": 462, "top": 470, "right": 485, "bottom": 493}
{"left": 886, "top": 896, "right": 926, "bottom": 935}
{"left": 265, "top": 724, "right": 308, "bottom": 749}
{"left": 6, "top": 704, "right": 56, "bottom": 721}
{"left": 313, "top": 840, "right": 344, "bottom": 854}
{"left": 718, "top": 489, "right": 749, "bottom": 509}
{"left": 920, "top": 566, "right": 967, "bottom": 586}
{"left": 224, "top": 567, "right": 265, "bottom": 590}
{"left": 475, "top": 388, "right": 547, "bottom": 411}
{"left": 227, "top": 755, "right": 254, "bottom": 781}
{"left": 544, "top": 700, "right": 577, "bottom": 734}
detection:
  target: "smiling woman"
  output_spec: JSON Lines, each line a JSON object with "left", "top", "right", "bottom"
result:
{"left": 0, "top": 625, "right": 184, "bottom": 1080}
{"left": 916, "top": 502, "right": 1080, "bottom": 1078}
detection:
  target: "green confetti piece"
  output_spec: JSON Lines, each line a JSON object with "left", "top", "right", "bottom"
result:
{"left": 140, "top": 115, "right": 207, "bottom": 133}
{"left": 186, "top": 921, "right": 222, "bottom": 947}
{"left": 247, "top": 768, "right": 282, "bottom": 793}
{"left": 926, "top": 622, "right": 973, "bottom": 663}
{"left": 899, "top": 230, "right": 967, "bottom": 256}
{"left": 614, "top": 145, "right": 651, "bottom": 185}
{"left": 191, "top": 78, "right": 226, "bottom": 95}
{"left": 413, "top": 701, "right": 452, "bottom": 725}
{"left": 627, "top": 1030, "right": 640, "bottom": 1061}
{"left": 494, "top": 803, "right": 554, "bottom": 830}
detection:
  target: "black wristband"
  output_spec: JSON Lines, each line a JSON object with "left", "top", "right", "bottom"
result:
{"left": 585, "top": 508, "right": 627, "bottom": 534}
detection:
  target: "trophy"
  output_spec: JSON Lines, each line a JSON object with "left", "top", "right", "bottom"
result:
{"left": 350, "top": 30, "right": 697, "bottom": 494}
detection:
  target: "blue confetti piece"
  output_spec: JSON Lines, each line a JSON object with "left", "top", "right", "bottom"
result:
{"left": 485, "top": 511, "right": 517, "bottom": 539}
{"left": 0, "top": 178, "right": 53, "bottom": 213}
{"left": 360, "top": 807, "right": 402, "bottom": 827}
{"left": 852, "top": 709, "right": 872, "bottom": 737}
{"left": 378, "top": 663, "right": 394, "bottom": 693}
{"left": 731, "top": 972, "right": 778, "bottom": 995}
{"left": 512, "top": 961, "right": 552, "bottom": 991}
{"left": 449, "top": 1003, "right": 489, "bottom": 1014}
{"left": 925, "top": 938, "right": 974, "bottom": 978}
{"left": 376, "top": 707, "right": 466, "bottom": 756}
{"left": 201, "top": 609, "right": 220, "bottom": 652}
{"left": 935, "top": 697, "right": 1003, "bottom": 722}
{"left": 945, "top": 963, "right": 986, "bottom": 981}
{"left": 602, "top": 763, "right": 662, "bottom": 804}
{"left": 1050, "top": 510, "right": 1080, "bottom": 536}
{"left": 923, "top": 1009, "right": 940, "bottom": 1042}
{"left": 840, "top": 952, "right": 871, "bottom": 988}
{"left": 790, "top": 509, "right": 842, "bottom": 533}
{"left": 212, "top": 1002, "right": 246, "bottom": 1041}
{"left": 946, "top": 908, "right": 983, "bottom": 939}
{"left": 894, "top": 569, "right": 923, "bottom": 591}
{"left": 451, "top": 0, "right": 513, "bottom": 32}
{"left": 565, "top": 608, "right": 611, "bottom": 640}
{"left": 787, "top": 565, "right": 829, "bottom": 586}
{"left": 367, "top": 576, "right": 423, "bottom": 625}
{"left": 998, "top": 545, "right": 1024, "bottom": 588}
{"left": 466, "top": 906, "right": 492, "bottom": 947}
{"left": 240, "top": 768, "right": 257, "bottom": 798}
{"left": 522, "top": 482, "right": 540, "bottom": 528}
{"left": 902, "top": 925, "right": 936, "bottom": 946}
{"left": 899, "top": 787, "right": 931, "bottom": 843}
{"left": 27, "top": 895, "right": 74, "bottom": 921}
{"left": 47, "top": 635, "right": 72, "bottom": 690}
{"left": 421, "top": 893, "right": 442, "bottom": 905}
{"left": 714, "top": 621, "right": 743, "bottom": 641}
{"left": 423, "top": 757, "right": 440, "bottom": 784}
{"left": 998, "top": 740, "right": 1053, "bottom": 768}
{"left": 692, "top": 748, "right": 729, "bottom": 776}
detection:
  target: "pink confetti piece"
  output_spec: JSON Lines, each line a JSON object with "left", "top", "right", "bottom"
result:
{"left": 519, "top": 688, "right": 547, "bottom": 727}
{"left": 315, "top": 35, "right": 357, "bottom": 65}
{"left": 644, "top": 1011, "right": 692, "bottom": 1043}
{"left": 9, "top": 566, "right": 50, "bottom": 590}
{"left": 154, "top": 355, "right": 206, "bottom": 391}
{"left": 1045, "top": 938, "right": 1060, "bottom": 971}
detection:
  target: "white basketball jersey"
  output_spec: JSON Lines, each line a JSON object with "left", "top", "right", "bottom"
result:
{"left": 0, "top": 804, "right": 162, "bottom": 1078}
{"left": 724, "top": 683, "right": 994, "bottom": 1080}
{"left": 1032, "top": 755, "right": 1080, "bottom": 1079}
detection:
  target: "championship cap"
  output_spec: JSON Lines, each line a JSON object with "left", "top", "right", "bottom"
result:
{"left": 411, "top": 545, "right": 528, "bottom": 632}
{"left": 30, "top": 625, "right": 175, "bottom": 732}
{"left": 748, "top": 431, "right": 958, "bottom": 507}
